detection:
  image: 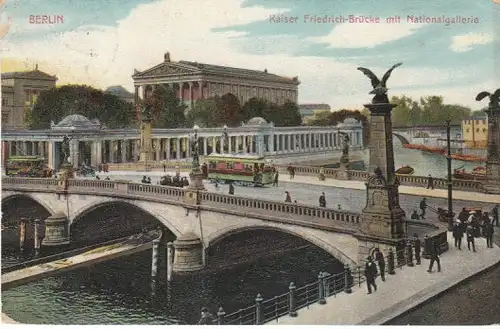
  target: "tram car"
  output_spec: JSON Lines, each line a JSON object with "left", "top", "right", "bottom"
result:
{"left": 204, "top": 154, "right": 274, "bottom": 187}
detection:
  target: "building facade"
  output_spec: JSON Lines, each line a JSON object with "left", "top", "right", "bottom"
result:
{"left": 462, "top": 112, "right": 488, "bottom": 148}
{"left": 131, "top": 52, "right": 300, "bottom": 109}
{"left": 1, "top": 67, "right": 57, "bottom": 130}
{"left": 299, "top": 103, "right": 331, "bottom": 124}
{"left": 1, "top": 116, "right": 363, "bottom": 171}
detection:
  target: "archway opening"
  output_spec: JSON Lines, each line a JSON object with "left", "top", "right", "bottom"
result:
{"left": 1, "top": 195, "right": 51, "bottom": 254}
{"left": 71, "top": 201, "right": 176, "bottom": 247}
{"left": 392, "top": 133, "right": 410, "bottom": 146}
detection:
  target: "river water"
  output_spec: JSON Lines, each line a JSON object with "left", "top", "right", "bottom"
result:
{"left": 2, "top": 146, "right": 499, "bottom": 324}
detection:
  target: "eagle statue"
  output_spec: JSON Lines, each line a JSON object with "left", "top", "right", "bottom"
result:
{"left": 475, "top": 88, "right": 500, "bottom": 109}
{"left": 357, "top": 62, "right": 403, "bottom": 104}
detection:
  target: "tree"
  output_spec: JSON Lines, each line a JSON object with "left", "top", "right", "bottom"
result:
{"left": 148, "top": 85, "right": 187, "bottom": 128}
{"left": 242, "top": 97, "right": 267, "bottom": 121}
{"left": 27, "top": 84, "right": 134, "bottom": 129}
{"left": 216, "top": 93, "right": 244, "bottom": 127}
{"left": 186, "top": 99, "right": 219, "bottom": 127}
{"left": 278, "top": 101, "right": 302, "bottom": 126}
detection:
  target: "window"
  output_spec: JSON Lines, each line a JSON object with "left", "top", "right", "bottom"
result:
{"left": 1, "top": 98, "right": 7, "bottom": 106}
{"left": 482, "top": 120, "right": 486, "bottom": 125}
{"left": 483, "top": 128, "right": 487, "bottom": 133}
{"left": 466, "top": 128, "right": 470, "bottom": 133}
{"left": 25, "top": 90, "right": 30, "bottom": 102}
{"left": 476, "top": 128, "right": 479, "bottom": 133}
{"left": 2, "top": 113, "right": 8, "bottom": 123}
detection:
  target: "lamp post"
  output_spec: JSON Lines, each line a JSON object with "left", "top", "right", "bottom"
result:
{"left": 190, "top": 124, "right": 200, "bottom": 170}
{"left": 445, "top": 119, "right": 454, "bottom": 231}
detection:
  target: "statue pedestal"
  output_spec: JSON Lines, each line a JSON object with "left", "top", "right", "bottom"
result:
{"left": 183, "top": 169, "right": 205, "bottom": 206}
{"left": 337, "top": 159, "right": 349, "bottom": 180}
{"left": 138, "top": 117, "right": 154, "bottom": 171}
{"left": 59, "top": 162, "right": 74, "bottom": 180}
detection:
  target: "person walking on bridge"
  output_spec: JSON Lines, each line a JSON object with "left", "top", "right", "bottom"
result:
{"left": 285, "top": 191, "right": 292, "bottom": 203}
{"left": 411, "top": 210, "right": 420, "bottom": 220}
{"left": 419, "top": 198, "right": 427, "bottom": 220}
{"left": 228, "top": 182, "right": 235, "bottom": 195}
{"left": 319, "top": 192, "right": 326, "bottom": 207}
{"left": 485, "top": 220, "right": 494, "bottom": 248}
{"left": 273, "top": 171, "right": 279, "bottom": 187}
{"left": 426, "top": 174, "right": 434, "bottom": 189}
{"left": 364, "top": 256, "right": 378, "bottom": 294}
{"left": 452, "top": 220, "right": 463, "bottom": 250}
{"left": 491, "top": 205, "right": 499, "bottom": 227}
{"left": 427, "top": 240, "right": 441, "bottom": 273}
{"left": 466, "top": 224, "right": 476, "bottom": 252}
{"left": 374, "top": 249, "right": 385, "bottom": 282}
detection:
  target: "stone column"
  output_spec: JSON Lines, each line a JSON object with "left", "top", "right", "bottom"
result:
{"left": 176, "top": 138, "right": 181, "bottom": 159}
{"left": 47, "top": 141, "right": 55, "bottom": 169}
{"left": 287, "top": 134, "right": 292, "bottom": 152}
{"left": 134, "top": 86, "right": 139, "bottom": 104}
{"left": 276, "top": 134, "right": 281, "bottom": 153}
{"left": 228, "top": 135, "right": 232, "bottom": 153}
{"left": 165, "top": 138, "right": 171, "bottom": 160}
{"left": 121, "top": 140, "right": 127, "bottom": 163}
{"left": 212, "top": 137, "right": 217, "bottom": 153}
{"left": 188, "top": 82, "right": 193, "bottom": 109}
{"left": 484, "top": 103, "right": 500, "bottom": 194}
{"left": 91, "top": 140, "right": 102, "bottom": 167}
{"left": 203, "top": 138, "right": 208, "bottom": 155}
{"left": 220, "top": 136, "right": 225, "bottom": 154}
{"left": 38, "top": 141, "right": 44, "bottom": 157}
{"left": 155, "top": 139, "right": 161, "bottom": 162}
{"left": 358, "top": 101, "right": 406, "bottom": 264}
{"left": 70, "top": 139, "right": 79, "bottom": 168}
{"left": 268, "top": 134, "right": 274, "bottom": 153}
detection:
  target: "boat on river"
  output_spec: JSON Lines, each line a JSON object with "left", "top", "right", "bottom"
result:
{"left": 395, "top": 165, "right": 414, "bottom": 175}
{"left": 452, "top": 166, "right": 486, "bottom": 180}
{"left": 450, "top": 154, "right": 486, "bottom": 163}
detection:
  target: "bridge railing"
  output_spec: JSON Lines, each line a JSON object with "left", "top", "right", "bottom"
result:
{"left": 275, "top": 165, "right": 484, "bottom": 192}
{"left": 199, "top": 191, "right": 361, "bottom": 227}
{"left": 1, "top": 177, "right": 59, "bottom": 191}
{"left": 212, "top": 223, "right": 448, "bottom": 325}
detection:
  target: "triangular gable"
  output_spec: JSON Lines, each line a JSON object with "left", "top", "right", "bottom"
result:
{"left": 17, "top": 70, "right": 57, "bottom": 81}
{"left": 133, "top": 62, "right": 202, "bottom": 78}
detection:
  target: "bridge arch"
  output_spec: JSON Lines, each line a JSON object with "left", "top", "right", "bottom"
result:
{"left": 206, "top": 223, "right": 357, "bottom": 266}
{"left": 1, "top": 192, "right": 55, "bottom": 218}
{"left": 392, "top": 133, "right": 410, "bottom": 145}
{"left": 70, "top": 200, "right": 182, "bottom": 245}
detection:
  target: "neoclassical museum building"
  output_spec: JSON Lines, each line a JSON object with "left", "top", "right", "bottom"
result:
{"left": 132, "top": 52, "right": 300, "bottom": 109}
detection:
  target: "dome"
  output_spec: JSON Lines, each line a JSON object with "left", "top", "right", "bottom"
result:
{"left": 53, "top": 114, "right": 101, "bottom": 130}
{"left": 247, "top": 117, "right": 268, "bottom": 125}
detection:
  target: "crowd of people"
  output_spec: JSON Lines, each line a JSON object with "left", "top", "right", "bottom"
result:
{"left": 159, "top": 173, "right": 189, "bottom": 187}
{"left": 452, "top": 206, "right": 498, "bottom": 251}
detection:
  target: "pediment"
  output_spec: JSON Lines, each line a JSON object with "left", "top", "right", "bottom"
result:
{"left": 133, "top": 63, "right": 201, "bottom": 78}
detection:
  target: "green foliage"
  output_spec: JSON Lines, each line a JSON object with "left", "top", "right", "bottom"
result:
{"left": 390, "top": 95, "right": 472, "bottom": 127}
{"left": 27, "top": 84, "right": 135, "bottom": 129}
{"left": 277, "top": 101, "right": 302, "bottom": 126}
{"left": 242, "top": 97, "right": 268, "bottom": 120}
{"left": 148, "top": 85, "right": 187, "bottom": 128}
{"left": 187, "top": 99, "right": 219, "bottom": 127}
{"left": 308, "top": 109, "right": 370, "bottom": 147}
{"left": 217, "top": 93, "right": 244, "bottom": 127}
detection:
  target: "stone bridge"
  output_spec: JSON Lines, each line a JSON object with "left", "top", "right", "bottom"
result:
{"left": 2, "top": 177, "right": 374, "bottom": 271}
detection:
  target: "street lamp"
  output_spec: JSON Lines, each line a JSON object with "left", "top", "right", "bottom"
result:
{"left": 445, "top": 119, "right": 454, "bottom": 231}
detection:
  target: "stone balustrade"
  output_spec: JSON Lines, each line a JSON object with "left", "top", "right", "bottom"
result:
{"left": 2, "top": 177, "right": 360, "bottom": 231}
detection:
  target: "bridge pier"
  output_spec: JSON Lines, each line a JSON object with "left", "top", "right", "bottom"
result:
{"left": 172, "top": 232, "right": 205, "bottom": 274}
{"left": 357, "top": 101, "right": 407, "bottom": 263}
{"left": 41, "top": 213, "right": 70, "bottom": 246}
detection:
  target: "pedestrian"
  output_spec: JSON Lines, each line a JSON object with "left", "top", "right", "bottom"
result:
{"left": 273, "top": 171, "right": 279, "bottom": 187}
{"left": 410, "top": 210, "right": 420, "bottom": 220}
{"left": 466, "top": 224, "right": 476, "bottom": 252}
{"left": 426, "top": 174, "right": 434, "bottom": 189}
{"left": 228, "top": 182, "right": 234, "bottom": 195}
{"left": 319, "top": 192, "right": 326, "bottom": 207}
{"left": 214, "top": 181, "right": 220, "bottom": 191}
{"left": 491, "top": 205, "right": 499, "bottom": 227}
{"left": 458, "top": 207, "right": 469, "bottom": 224}
{"left": 163, "top": 162, "right": 166, "bottom": 172}
{"left": 481, "top": 212, "right": 490, "bottom": 237}
{"left": 413, "top": 233, "right": 421, "bottom": 265}
{"left": 105, "top": 176, "right": 111, "bottom": 181}
{"left": 485, "top": 221, "right": 494, "bottom": 248}
{"left": 285, "top": 191, "right": 292, "bottom": 203}
{"left": 427, "top": 240, "right": 441, "bottom": 273}
{"left": 374, "top": 249, "right": 385, "bottom": 282}
{"left": 290, "top": 166, "right": 295, "bottom": 179}
{"left": 419, "top": 197, "right": 427, "bottom": 220}
{"left": 364, "top": 256, "right": 378, "bottom": 294}
{"left": 198, "top": 307, "right": 215, "bottom": 325}
{"left": 452, "top": 220, "right": 463, "bottom": 250}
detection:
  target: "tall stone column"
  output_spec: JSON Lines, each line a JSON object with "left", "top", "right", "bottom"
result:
{"left": 121, "top": 140, "right": 127, "bottom": 163}
{"left": 176, "top": 138, "right": 181, "bottom": 159}
{"left": 482, "top": 96, "right": 500, "bottom": 194}
{"left": 47, "top": 141, "right": 55, "bottom": 169}
{"left": 134, "top": 86, "right": 139, "bottom": 104}
{"left": 91, "top": 141, "right": 102, "bottom": 167}
{"left": 38, "top": 141, "right": 44, "bottom": 157}
{"left": 155, "top": 139, "right": 161, "bottom": 162}
{"left": 228, "top": 135, "right": 232, "bottom": 153}
{"left": 165, "top": 138, "right": 171, "bottom": 160}
{"left": 70, "top": 139, "right": 79, "bottom": 168}
{"left": 287, "top": 134, "right": 292, "bottom": 152}
{"left": 203, "top": 138, "right": 208, "bottom": 155}
{"left": 268, "top": 134, "right": 274, "bottom": 153}
{"left": 358, "top": 101, "right": 406, "bottom": 264}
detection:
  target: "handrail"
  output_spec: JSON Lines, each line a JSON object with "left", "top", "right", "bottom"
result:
{"left": 214, "top": 229, "right": 447, "bottom": 325}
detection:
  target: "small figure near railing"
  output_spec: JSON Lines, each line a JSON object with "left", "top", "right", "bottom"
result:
{"left": 197, "top": 307, "right": 216, "bottom": 325}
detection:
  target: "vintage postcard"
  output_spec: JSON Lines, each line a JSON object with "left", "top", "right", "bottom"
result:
{"left": 1, "top": 0, "right": 499, "bottom": 326}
